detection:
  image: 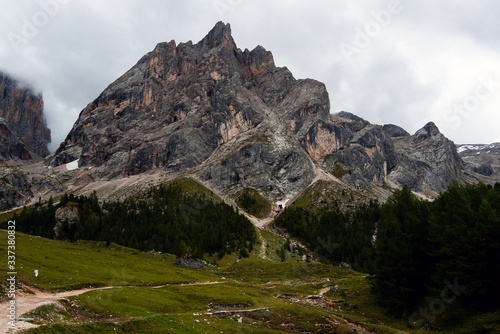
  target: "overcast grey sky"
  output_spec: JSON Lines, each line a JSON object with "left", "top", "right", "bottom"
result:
{"left": 1, "top": 0, "right": 499, "bottom": 151}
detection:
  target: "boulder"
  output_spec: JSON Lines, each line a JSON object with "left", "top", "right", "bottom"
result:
{"left": 174, "top": 256, "right": 207, "bottom": 269}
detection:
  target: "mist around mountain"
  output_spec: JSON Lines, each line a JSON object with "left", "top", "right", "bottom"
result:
{"left": 1, "top": 22, "right": 499, "bottom": 212}
{"left": 1, "top": 22, "right": 499, "bottom": 333}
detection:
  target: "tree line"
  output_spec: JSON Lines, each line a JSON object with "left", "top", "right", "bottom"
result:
{"left": 275, "top": 182, "right": 500, "bottom": 319}
{"left": 273, "top": 200, "right": 380, "bottom": 272}
{"left": 374, "top": 182, "right": 500, "bottom": 318}
{"left": 10, "top": 184, "right": 256, "bottom": 259}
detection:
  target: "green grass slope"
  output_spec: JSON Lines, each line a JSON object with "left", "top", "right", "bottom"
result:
{"left": 168, "top": 178, "right": 222, "bottom": 201}
{"left": 1, "top": 222, "right": 498, "bottom": 333}
{"left": 0, "top": 230, "right": 216, "bottom": 292}
{"left": 235, "top": 187, "right": 272, "bottom": 219}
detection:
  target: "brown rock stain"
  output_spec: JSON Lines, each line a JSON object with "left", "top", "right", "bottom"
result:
{"left": 114, "top": 100, "right": 131, "bottom": 116}
{"left": 306, "top": 123, "right": 339, "bottom": 162}
{"left": 219, "top": 106, "right": 252, "bottom": 143}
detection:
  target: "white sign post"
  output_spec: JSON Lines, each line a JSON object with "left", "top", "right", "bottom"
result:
{"left": 34, "top": 269, "right": 38, "bottom": 285}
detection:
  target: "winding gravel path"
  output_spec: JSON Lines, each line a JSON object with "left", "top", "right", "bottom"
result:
{"left": 1, "top": 281, "right": 223, "bottom": 333}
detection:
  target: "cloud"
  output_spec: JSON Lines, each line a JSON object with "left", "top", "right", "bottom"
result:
{"left": 1, "top": 0, "right": 499, "bottom": 151}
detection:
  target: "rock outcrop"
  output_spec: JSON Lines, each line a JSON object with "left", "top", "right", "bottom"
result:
{"left": 0, "top": 119, "right": 33, "bottom": 210}
{"left": 382, "top": 124, "right": 410, "bottom": 138}
{"left": 0, "top": 118, "right": 32, "bottom": 160}
{"left": 286, "top": 107, "right": 465, "bottom": 194}
{"left": 0, "top": 72, "right": 51, "bottom": 157}
{"left": 0, "top": 165, "right": 31, "bottom": 211}
{"left": 323, "top": 122, "right": 397, "bottom": 190}
{"left": 388, "top": 122, "right": 464, "bottom": 193}
{"left": 53, "top": 205, "right": 79, "bottom": 239}
{"left": 174, "top": 256, "right": 207, "bottom": 269}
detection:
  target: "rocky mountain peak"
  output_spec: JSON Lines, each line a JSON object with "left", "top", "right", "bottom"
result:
{"left": 412, "top": 121, "right": 442, "bottom": 144}
{"left": 139, "top": 22, "right": 276, "bottom": 86}
{"left": 388, "top": 121, "right": 464, "bottom": 193}
{"left": 198, "top": 21, "right": 236, "bottom": 50}
{"left": 48, "top": 22, "right": 325, "bottom": 200}
{"left": 382, "top": 124, "right": 410, "bottom": 138}
{"left": 238, "top": 45, "right": 276, "bottom": 79}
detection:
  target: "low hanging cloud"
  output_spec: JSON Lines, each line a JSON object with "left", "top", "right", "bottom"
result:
{"left": 1, "top": 0, "right": 499, "bottom": 151}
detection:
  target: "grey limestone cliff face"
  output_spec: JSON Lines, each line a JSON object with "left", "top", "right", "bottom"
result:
{"left": 0, "top": 118, "right": 34, "bottom": 211}
{"left": 0, "top": 163, "right": 31, "bottom": 211}
{"left": 0, "top": 118, "right": 32, "bottom": 160}
{"left": 48, "top": 22, "right": 320, "bottom": 199}
{"left": 0, "top": 72, "right": 51, "bottom": 158}
{"left": 298, "top": 111, "right": 398, "bottom": 190}
{"left": 0, "top": 71, "right": 50, "bottom": 210}
{"left": 382, "top": 124, "right": 410, "bottom": 138}
{"left": 388, "top": 122, "right": 464, "bottom": 193}
{"left": 304, "top": 112, "right": 465, "bottom": 194}
{"left": 322, "top": 122, "right": 397, "bottom": 189}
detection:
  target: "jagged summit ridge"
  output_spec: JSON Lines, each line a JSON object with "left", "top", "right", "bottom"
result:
{"left": 198, "top": 21, "right": 236, "bottom": 49}
{"left": 412, "top": 121, "right": 442, "bottom": 143}
{"left": 382, "top": 124, "right": 410, "bottom": 138}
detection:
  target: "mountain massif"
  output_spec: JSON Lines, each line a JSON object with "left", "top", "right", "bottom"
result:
{"left": 1, "top": 22, "right": 499, "bottom": 211}
{"left": 46, "top": 22, "right": 498, "bottom": 204}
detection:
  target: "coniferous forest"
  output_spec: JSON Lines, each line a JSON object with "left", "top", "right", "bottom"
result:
{"left": 12, "top": 184, "right": 256, "bottom": 259}
{"left": 273, "top": 201, "right": 380, "bottom": 273}
{"left": 275, "top": 182, "right": 500, "bottom": 319}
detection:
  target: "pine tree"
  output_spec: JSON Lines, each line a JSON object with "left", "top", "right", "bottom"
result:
{"left": 373, "top": 185, "right": 430, "bottom": 315}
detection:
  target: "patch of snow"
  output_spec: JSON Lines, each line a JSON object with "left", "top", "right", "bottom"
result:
{"left": 457, "top": 144, "right": 484, "bottom": 153}
{"left": 457, "top": 145, "right": 473, "bottom": 153}
{"left": 66, "top": 159, "right": 79, "bottom": 171}
{"left": 276, "top": 198, "right": 290, "bottom": 209}
{"left": 457, "top": 144, "right": 497, "bottom": 154}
